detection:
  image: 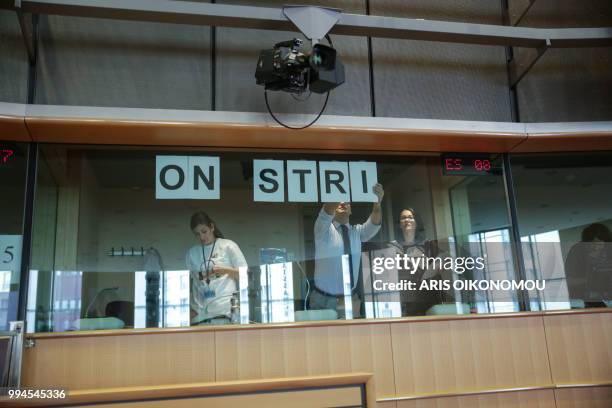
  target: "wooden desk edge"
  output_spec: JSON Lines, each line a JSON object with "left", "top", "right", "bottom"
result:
{"left": 0, "top": 373, "right": 374, "bottom": 407}
{"left": 26, "top": 308, "right": 612, "bottom": 340}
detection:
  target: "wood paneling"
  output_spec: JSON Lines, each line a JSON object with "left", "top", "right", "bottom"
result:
{"left": 512, "top": 132, "right": 612, "bottom": 153}
{"left": 555, "top": 386, "right": 612, "bottom": 408}
{"left": 5, "top": 103, "right": 612, "bottom": 152}
{"left": 395, "top": 389, "right": 555, "bottom": 408}
{"left": 25, "top": 117, "right": 526, "bottom": 153}
{"left": 20, "top": 310, "right": 612, "bottom": 405}
{"left": 544, "top": 312, "right": 612, "bottom": 384}
{"left": 0, "top": 100, "right": 31, "bottom": 141}
{"left": 21, "top": 331, "right": 216, "bottom": 390}
{"left": 27, "top": 311, "right": 548, "bottom": 340}
{"left": 5, "top": 374, "right": 372, "bottom": 407}
{"left": 68, "top": 386, "right": 363, "bottom": 408}
{"left": 391, "top": 316, "right": 551, "bottom": 398}
{"left": 0, "top": 114, "right": 30, "bottom": 141}
{"left": 214, "top": 323, "right": 396, "bottom": 399}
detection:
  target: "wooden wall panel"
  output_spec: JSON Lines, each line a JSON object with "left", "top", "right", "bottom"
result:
{"left": 391, "top": 316, "right": 551, "bottom": 397}
{"left": 25, "top": 117, "right": 525, "bottom": 153}
{"left": 395, "top": 389, "right": 554, "bottom": 408}
{"left": 21, "top": 331, "right": 216, "bottom": 390}
{"left": 555, "top": 386, "right": 612, "bottom": 408}
{"left": 20, "top": 312, "right": 612, "bottom": 404}
{"left": 544, "top": 312, "right": 612, "bottom": 384}
{"left": 214, "top": 323, "right": 396, "bottom": 399}
{"left": 0, "top": 100, "right": 30, "bottom": 142}
{"left": 0, "top": 115, "right": 30, "bottom": 141}
{"left": 512, "top": 133, "right": 612, "bottom": 153}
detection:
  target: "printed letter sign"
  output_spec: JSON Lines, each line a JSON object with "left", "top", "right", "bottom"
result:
{"left": 319, "top": 162, "right": 350, "bottom": 202}
{"left": 254, "top": 160, "right": 284, "bottom": 202}
{"left": 287, "top": 160, "right": 318, "bottom": 202}
{"left": 349, "top": 162, "right": 378, "bottom": 202}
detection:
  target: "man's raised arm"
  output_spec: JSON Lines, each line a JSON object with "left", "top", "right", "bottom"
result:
{"left": 370, "top": 183, "right": 384, "bottom": 225}
{"left": 314, "top": 203, "right": 338, "bottom": 239}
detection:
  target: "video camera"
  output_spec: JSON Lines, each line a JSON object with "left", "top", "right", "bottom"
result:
{"left": 255, "top": 38, "right": 345, "bottom": 94}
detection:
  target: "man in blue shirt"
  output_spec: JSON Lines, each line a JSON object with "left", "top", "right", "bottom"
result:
{"left": 311, "top": 183, "right": 384, "bottom": 318}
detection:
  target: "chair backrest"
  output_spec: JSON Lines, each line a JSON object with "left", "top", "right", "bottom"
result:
{"left": 105, "top": 301, "right": 135, "bottom": 327}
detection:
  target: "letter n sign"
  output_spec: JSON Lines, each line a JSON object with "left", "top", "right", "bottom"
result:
{"left": 156, "top": 156, "right": 220, "bottom": 199}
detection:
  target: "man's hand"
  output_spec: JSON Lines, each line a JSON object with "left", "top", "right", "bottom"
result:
{"left": 323, "top": 202, "right": 339, "bottom": 216}
{"left": 373, "top": 183, "right": 384, "bottom": 204}
{"left": 371, "top": 183, "right": 384, "bottom": 225}
{"left": 213, "top": 265, "right": 239, "bottom": 281}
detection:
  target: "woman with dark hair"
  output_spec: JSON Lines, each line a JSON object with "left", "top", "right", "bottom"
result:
{"left": 186, "top": 211, "right": 247, "bottom": 324}
{"left": 392, "top": 208, "right": 441, "bottom": 315}
{"left": 394, "top": 208, "right": 426, "bottom": 252}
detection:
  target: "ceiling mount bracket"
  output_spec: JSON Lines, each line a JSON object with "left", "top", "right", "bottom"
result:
{"left": 282, "top": 5, "right": 341, "bottom": 45}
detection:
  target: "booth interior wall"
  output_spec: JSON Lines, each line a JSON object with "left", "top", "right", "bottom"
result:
{"left": 34, "top": 14, "right": 213, "bottom": 110}
{"left": 0, "top": 10, "right": 28, "bottom": 104}
{"left": 512, "top": 0, "right": 612, "bottom": 122}
{"left": 509, "top": 0, "right": 612, "bottom": 28}
{"left": 369, "top": 0, "right": 512, "bottom": 122}
{"left": 215, "top": 0, "right": 371, "bottom": 116}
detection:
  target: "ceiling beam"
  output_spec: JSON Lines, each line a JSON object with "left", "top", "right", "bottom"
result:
{"left": 0, "top": 0, "right": 609, "bottom": 49}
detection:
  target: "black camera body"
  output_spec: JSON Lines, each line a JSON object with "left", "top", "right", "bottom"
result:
{"left": 255, "top": 38, "right": 345, "bottom": 94}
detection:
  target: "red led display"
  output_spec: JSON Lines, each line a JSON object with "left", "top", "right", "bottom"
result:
{"left": 442, "top": 154, "right": 499, "bottom": 176}
{"left": 1, "top": 149, "right": 14, "bottom": 164}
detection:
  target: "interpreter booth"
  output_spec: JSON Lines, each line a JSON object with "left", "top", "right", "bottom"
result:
{"left": 0, "top": 105, "right": 610, "bottom": 406}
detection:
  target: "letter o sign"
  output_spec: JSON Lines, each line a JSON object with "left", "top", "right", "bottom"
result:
{"left": 160, "top": 165, "right": 185, "bottom": 190}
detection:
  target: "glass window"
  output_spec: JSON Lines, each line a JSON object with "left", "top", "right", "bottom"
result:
{"left": 511, "top": 152, "right": 612, "bottom": 310}
{"left": 28, "top": 145, "right": 521, "bottom": 332}
{"left": 0, "top": 142, "right": 28, "bottom": 330}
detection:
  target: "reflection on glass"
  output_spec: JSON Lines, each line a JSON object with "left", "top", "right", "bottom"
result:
{"left": 444, "top": 165, "right": 519, "bottom": 315}
{"left": 364, "top": 301, "right": 402, "bottom": 319}
{"left": 25, "top": 271, "right": 38, "bottom": 333}
{"left": 511, "top": 152, "right": 612, "bottom": 310}
{"left": 0, "top": 271, "right": 10, "bottom": 326}
{"left": 259, "top": 248, "right": 294, "bottom": 323}
{"left": 135, "top": 270, "right": 190, "bottom": 328}
{"left": 53, "top": 271, "right": 82, "bottom": 331}
{"left": 521, "top": 231, "right": 570, "bottom": 311}
{"left": 468, "top": 229, "right": 518, "bottom": 313}
{"left": 238, "top": 266, "right": 250, "bottom": 324}
{"left": 341, "top": 254, "right": 353, "bottom": 320}
{"left": 0, "top": 142, "right": 27, "bottom": 330}
{"left": 25, "top": 146, "right": 527, "bottom": 332}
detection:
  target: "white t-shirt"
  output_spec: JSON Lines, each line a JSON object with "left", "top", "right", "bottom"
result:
{"left": 186, "top": 238, "right": 248, "bottom": 323}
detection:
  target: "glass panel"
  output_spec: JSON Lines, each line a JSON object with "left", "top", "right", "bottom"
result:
{"left": 28, "top": 145, "right": 520, "bottom": 332}
{"left": 511, "top": 152, "right": 612, "bottom": 310}
{"left": 0, "top": 142, "right": 27, "bottom": 330}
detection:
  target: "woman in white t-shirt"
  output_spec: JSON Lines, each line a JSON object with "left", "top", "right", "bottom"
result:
{"left": 186, "top": 211, "right": 248, "bottom": 325}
